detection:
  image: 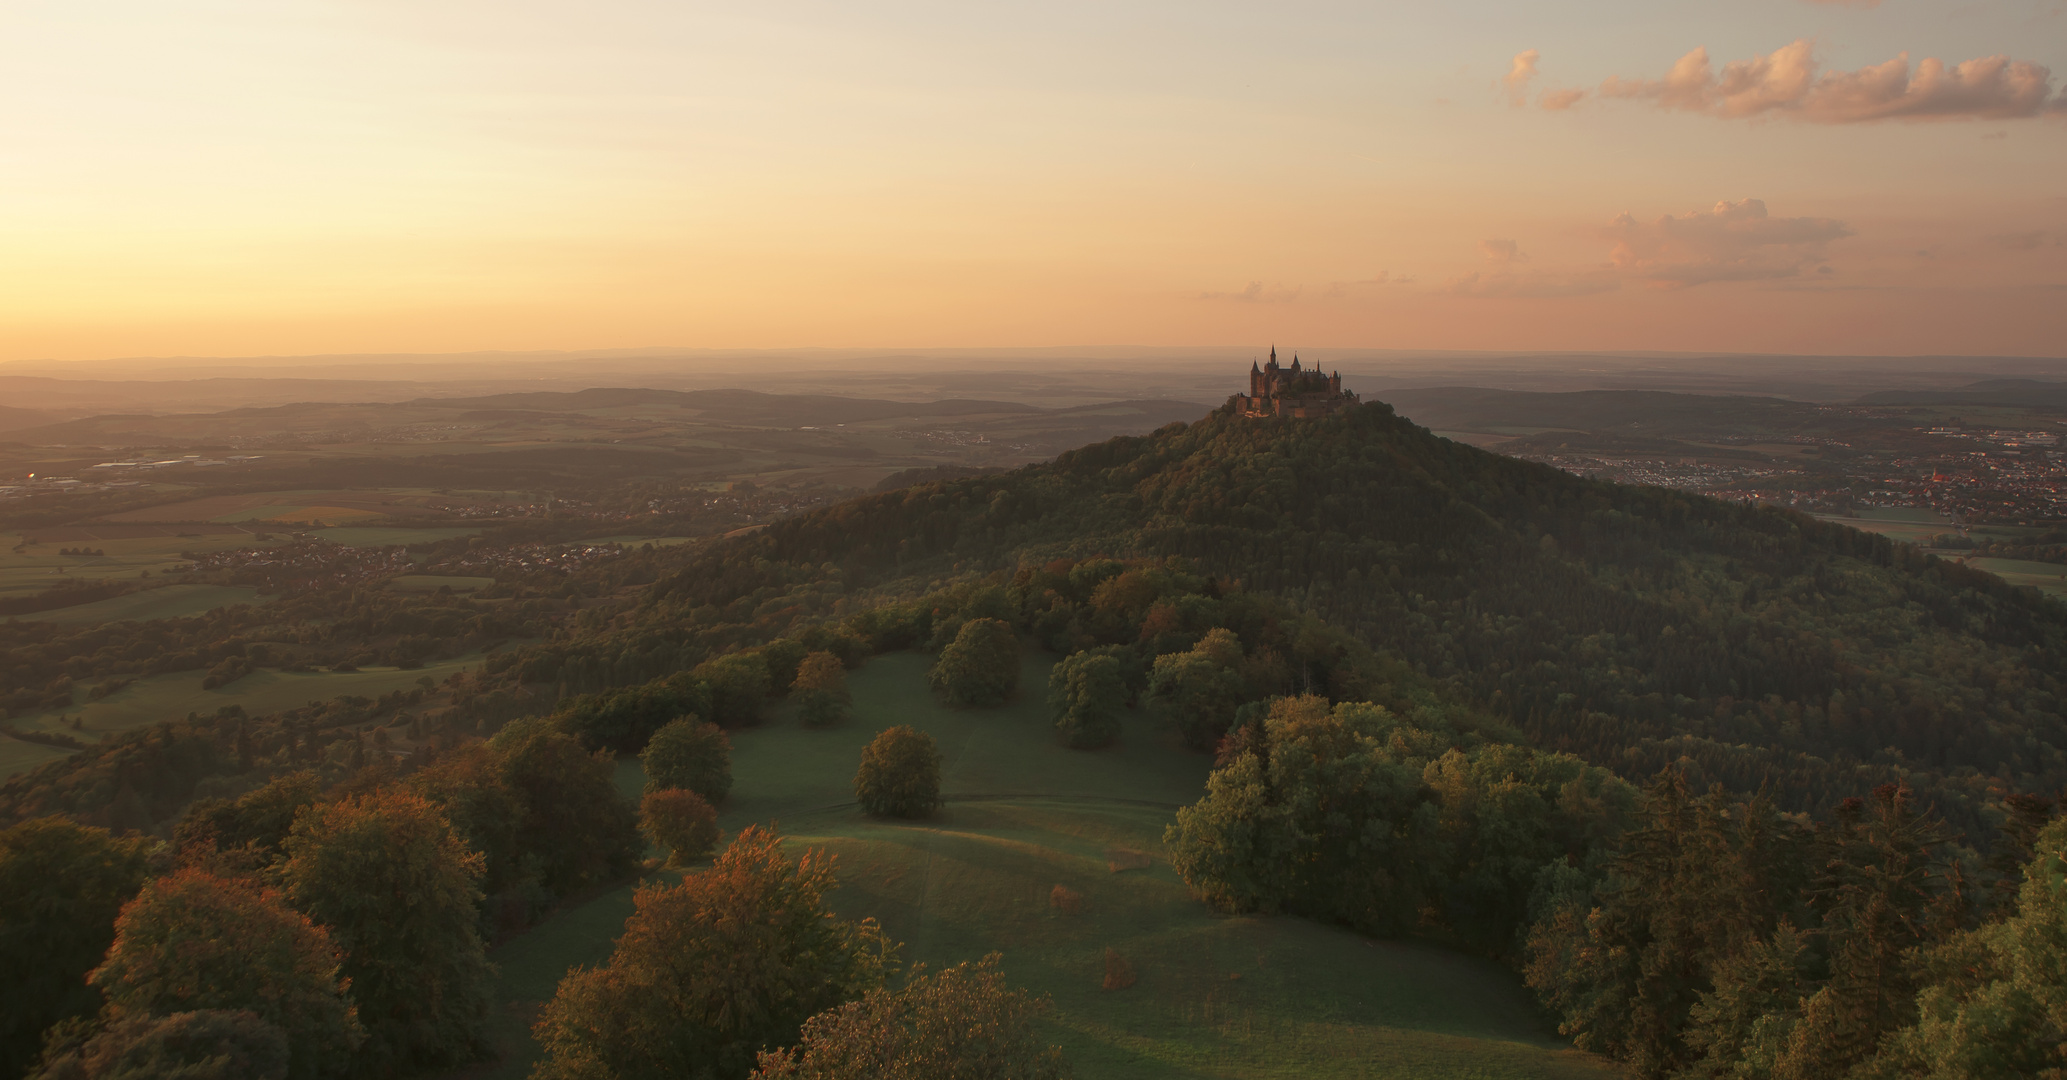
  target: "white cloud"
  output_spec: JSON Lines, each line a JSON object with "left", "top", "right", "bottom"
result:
{"left": 1479, "top": 239, "right": 1527, "bottom": 264}
{"left": 1606, "top": 198, "right": 1852, "bottom": 286}
{"left": 1444, "top": 269, "right": 1620, "bottom": 298}
{"left": 1598, "top": 40, "right": 2057, "bottom": 122}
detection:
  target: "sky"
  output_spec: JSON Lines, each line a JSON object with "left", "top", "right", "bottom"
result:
{"left": 2, "top": 0, "right": 2064, "bottom": 361}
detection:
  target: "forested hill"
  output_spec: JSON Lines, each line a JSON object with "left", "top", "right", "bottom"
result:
{"left": 653, "top": 396, "right": 2067, "bottom": 834}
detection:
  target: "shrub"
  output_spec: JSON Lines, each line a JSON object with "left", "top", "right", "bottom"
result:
{"left": 1047, "top": 651, "right": 1124, "bottom": 749}
{"left": 928, "top": 618, "right": 1019, "bottom": 707}
{"left": 1101, "top": 948, "right": 1136, "bottom": 991}
{"left": 642, "top": 718, "right": 733, "bottom": 804}
{"left": 642, "top": 789, "right": 721, "bottom": 866}
{"left": 854, "top": 727, "right": 942, "bottom": 819}
{"left": 793, "top": 652, "right": 851, "bottom": 728}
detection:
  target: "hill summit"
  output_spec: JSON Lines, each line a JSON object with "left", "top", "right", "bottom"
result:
{"left": 658, "top": 392, "right": 2067, "bottom": 833}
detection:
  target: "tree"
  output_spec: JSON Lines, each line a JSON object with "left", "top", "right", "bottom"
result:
{"left": 0, "top": 818, "right": 156, "bottom": 1080}
{"left": 792, "top": 652, "right": 851, "bottom": 728}
{"left": 173, "top": 771, "right": 322, "bottom": 873}
{"left": 554, "top": 678, "right": 712, "bottom": 754}
{"left": 1146, "top": 640, "right": 1247, "bottom": 752}
{"left": 88, "top": 869, "right": 361, "bottom": 1079}
{"left": 280, "top": 791, "right": 493, "bottom": 1076}
{"left": 751, "top": 954, "right": 1071, "bottom": 1080}
{"left": 641, "top": 719, "right": 733, "bottom": 804}
{"left": 1871, "top": 817, "right": 2067, "bottom": 1078}
{"left": 406, "top": 743, "right": 525, "bottom": 895}
{"left": 695, "top": 653, "right": 772, "bottom": 728}
{"left": 531, "top": 826, "right": 895, "bottom": 1080}
{"left": 855, "top": 727, "right": 942, "bottom": 819}
{"left": 1047, "top": 652, "right": 1123, "bottom": 749}
{"left": 493, "top": 717, "right": 642, "bottom": 895}
{"left": 927, "top": 619, "right": 1018, "bottom": 707}
{"left": 29, "top": 1010, "right": 290, "bottom": 1080}
{"left": 641, "top": 789, "right": 721, "bottom": 866}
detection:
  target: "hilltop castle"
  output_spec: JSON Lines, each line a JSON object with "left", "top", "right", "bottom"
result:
{"left": 1233, "top": 348, "right": 1359, "bottom": 418}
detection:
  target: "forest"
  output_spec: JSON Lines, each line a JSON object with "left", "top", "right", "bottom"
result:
{"left": 2, "top": 395, "right": 2064, "bottom": 1078}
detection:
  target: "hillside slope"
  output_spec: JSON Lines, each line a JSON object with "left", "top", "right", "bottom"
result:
{"left": 652, "top": 397, "right": 2067, "bottom": 833}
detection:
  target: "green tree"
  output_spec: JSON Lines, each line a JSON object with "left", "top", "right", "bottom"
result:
{"left": 751, "top": 954, "right": 1070, "bottom": 1080}
{"left": 406, "top": 743, "right": 525, "bottom": 895}
{"left": 88, "top": 869, "right": 361, "bottom": 1079}
{"left": 0, "top": 818, "right": 156, "bottom": 1079}
{"left": 29, "top": 1010, "right": 290, "bottom": 1080}
{"left": 927, "top": 619, "right": 1018, "bottom": 707}
{"left": 640, "top": 789, "right": 720, "bottom": 866}
{"left": 1871, "top": 816, "right": 2067, "bottom": 1078}
{"left": 792, "top": 652, "right": 851, "bottom": 729}
{"left": 695, "top": 653, "right": 772, "bottom": 728}
{"left": 855, "top": 727, "right": 942, "bottom": 819}
{"left": 281, "top": 791, "right": 493, "bottom": 1077}
{"left": 494, "top": 718, "right": 642, "bottom": 895}
{"left": 641, "top": 719, "right": 732, "bottom": 804}
{"left": 531, "top": 826, "right": 895, "bottom": 1080}
{"left": 1146, "top": 640, "right": 1247, "bottom": 752}
{"left": 553, "top": 678, "right": 711, "bottom": 754}
{"left": 1047, "top": 652, "right": 1124, "bottom": 749}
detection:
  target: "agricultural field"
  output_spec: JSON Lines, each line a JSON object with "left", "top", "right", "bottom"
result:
{"left": 28, "top": 584, "right": 262, "bottom": 626}
{"left": 1811, "top": 507, "right": 1956, "bottom": 546}
{"left": 387, "top": 575, "right": 496, "bottom": 592}
{"left": 1964, "top": 557, "right": 2067, "bottom": 599}
{"left": 314, "top": 526, "right": 485, "bottom": 547}
{"left": 1, "top": 653, "right": 486, "bottom": 775}
{"left": 1, "top": 531, "right": 275, "bottom": 602}
{"left": 463, "top": 650, "right": 1610, "bottom": 1080}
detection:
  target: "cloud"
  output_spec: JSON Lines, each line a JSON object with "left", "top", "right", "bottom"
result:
{"left": 1992, "top": 230, "right": 2054, "bottom": 250}
{"left": 1479, "top": 239, "right": 1527, "bottom": 264}
{"left": 1444, "top": 269, "right": 1620, "bottom": 298}
{"left": 1198, "top": 281, "right": 1302, "bottom": 304}
{"left": 1606, "top": 198, "right": 1852, "bottom": 286}
{"left": 1322, "top": 271, "right": 1415, "bottom": 297}
{"left": 1539, "top": 88, "right": 1587, "bottom": 110}
{"left": 1598, "top": 40, "right": 2057, "bottom": 122}
{"left": 1503, "top": 50, "right": 1540, "bottom": 106}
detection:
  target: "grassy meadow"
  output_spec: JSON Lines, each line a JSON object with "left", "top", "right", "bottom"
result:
{"left": 0, "top": 532, "right": 273, "bottom": 602}
{"left": 463, "top": 650, "right": 1612, "bottom": 1080}
{"left": 26, "top": 584, "right": 262, "bottom": 626}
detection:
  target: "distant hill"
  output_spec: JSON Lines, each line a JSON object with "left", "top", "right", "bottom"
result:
{"left": 649, "top": 397, "right": 2067, "bottom": 836}
{"left": 1856, "top": 379, "right": 2067, "bottom": 408}
{"left": 1381, "top": 386, "right": 1816, "bottom": 438}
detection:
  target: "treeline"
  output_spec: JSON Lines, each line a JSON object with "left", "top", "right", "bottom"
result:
{"left": 628, "top": 402, "right": 2067, "bottom": 836}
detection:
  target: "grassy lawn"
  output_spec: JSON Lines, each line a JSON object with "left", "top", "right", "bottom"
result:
{"left": 0, "top": 532, "right": 273, "bottom": 602}
{"left": 21, "top": 584, "right": 263, "bottom": 625}
{"left": 463, "top": 650, "right": 1613, "bottom": 1080}
{"left": 0, "top": 654, "right": 487, "bottom": 778}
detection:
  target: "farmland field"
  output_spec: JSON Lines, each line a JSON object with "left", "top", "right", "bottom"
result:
{"left": 460, "top": 650, "right": 1612, "bottom": 1080}
{"left": 0, "top": 532, "right": 274, "bottom": 601}
{"left": 316, "top": 526, "right": 485, "bottom": 546}
{"left": 0, "top": 653, "right": 486, "bottom": 776}
{"left": 388, "top": 575, "right": 496, "bottom": 592}
{"left": 1966, "top": 557, "right": 2067, "bottom": 599}
{"left": 0, "top": 737, "right": 74, "bottom": 777}
{"left": 24, "top": 584, "right": 263, "bottom": 625}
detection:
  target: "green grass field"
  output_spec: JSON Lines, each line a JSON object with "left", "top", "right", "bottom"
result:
{"left": 1967, "top": 557, "right": 2067, "bottom": 599}
{"left": 0, "top": 532, "right": 272, "bottom": 602}
{"left": 0, "top": 654, "right": 486, "bottom": 777}
{"left": 19, "top": 584, "right": 263, "bottom": 626}
{"left": 389, "top": 575, "right": 496, "bottom": 592}
{"left": 313, "top": 526, "right": 485, "bottom": 547}
{"left": 463, "top": 650, "right": 1613, "bottom": 1080}
{"left": 0, "top": 736, "right": 75, "bottom": 776}
{"left": 1813, "top": 511, "right": 1954, "bottom": 546}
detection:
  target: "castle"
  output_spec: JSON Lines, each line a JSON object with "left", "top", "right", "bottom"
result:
{"left": 1232, "top": 348, "right": 1359, "bottom": 418}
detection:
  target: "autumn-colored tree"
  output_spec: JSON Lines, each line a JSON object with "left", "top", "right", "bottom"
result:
{"left": 855, "top": 727, "right": 942, "bottom": 819}
{"left": 532, "top": 826, "right": 895, "bottom": 1080}
{"left": 792, "top": 652, "right": 851, "bottom": 728}
{"left": 89, "top": 869, "right": 361, "bottom": 1079}
{"left": 406, "top": 743, "right": 525, "bottom": 895}
{"left": 927, "top": 619, "right": 1019, "bottom": 707}
{"left": 751, "top": 954, "right": 1071, "bottom": 1080}
{"left": 641, "top": 788, "right": 720, "bottom": 866}
{"left": 641, "top": 718, "right": 733, "bottom": 804}
{"left": 29, "top": 1010, "right": 290, "bottom": 1080}
{"left": 281, "top": 791, "right": 493, "bottom": 1076}
{"left": 1046, "top": 651, "right": 1124, "bottom": 749}
{"left": 492, "top": 717, "right": 642, "bottom": 895}
{"left": 173, "top": 771, "right": 322, "bottom": 874}
{"left": 0, "top": 818, "right": 156, "bottom": 1079}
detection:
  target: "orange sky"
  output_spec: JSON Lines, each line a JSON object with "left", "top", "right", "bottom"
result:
{"left": 2, "top": 0, "right": 2064, "bottom": 361}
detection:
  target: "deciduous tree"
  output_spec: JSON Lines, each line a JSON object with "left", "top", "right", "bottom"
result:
{"left": 927, "top": 619, "right": 1018, "bottom": 707}
{"left": 29, "top": 1010, "right": 290, "bottom": 1080}
{"left": 641, "top": 788, "right": 720, "bottom": 866}
{"left": 641, "top": 719, "right": 732, "bottom": 804}
{"left": 792, "top": 652, "right": 851, "bottom": 728}
{"left": 1047, "top": 652, "right": 1123, "bottom": 749}
{"left": 855, "top": 727, "right": 942, "bottom": 819}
